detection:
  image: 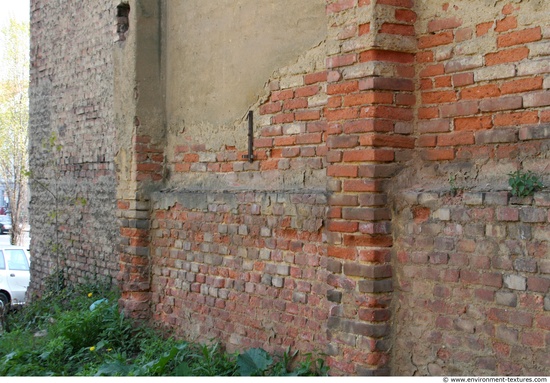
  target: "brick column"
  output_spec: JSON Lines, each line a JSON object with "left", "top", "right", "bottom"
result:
{"left": 114, "top": 1, "right": 164, "bottom": 321}
{"left": 117, "top": 197, "right": 152, "bottom": 320}
{"left": 324, "top": 0, "right": 416, "bottom": 375}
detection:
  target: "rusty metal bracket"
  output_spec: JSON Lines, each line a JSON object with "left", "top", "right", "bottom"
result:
{"left": 242, "top": 111, "right": 254, "bottom": 162}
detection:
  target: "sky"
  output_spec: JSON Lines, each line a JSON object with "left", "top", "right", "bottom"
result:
{"left": 0, "top": 0, "right": 30, "bottom": 79}
{"left": 0, "top": 0, "right": 30, "bottom": 28}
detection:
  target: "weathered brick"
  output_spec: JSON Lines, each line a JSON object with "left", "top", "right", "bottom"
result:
{"left": 475, "top": 128, "right": 518, "bottom": 144}
{"left": 504, "top": 274, "right": 527, "bottom": 291}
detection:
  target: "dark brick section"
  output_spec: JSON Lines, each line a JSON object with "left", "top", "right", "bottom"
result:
{"left": 28, "top": 0, "right": 119, "bottom": 295}
{"left": 394, "top": 190, "right": 550, "bottom": 375}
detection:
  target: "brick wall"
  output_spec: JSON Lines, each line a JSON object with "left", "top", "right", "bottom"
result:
{"left": 149, "top": 191, "right": 328, "bottom": 353}
{"left": 413, "top": 0, "right": 550, "bottom": 189}
{"left": 393, "top": 190, "right": 550, "bottom": 375}
{"left": 28, "top": 0, "right": 119, "bottom": 293}
{"left": 29, "top": 0, "right": 550, "bottom": 376}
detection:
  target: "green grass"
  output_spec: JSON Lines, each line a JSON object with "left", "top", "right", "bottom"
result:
{"left": 0, "top": 283, "right": 328, "bottom": 376}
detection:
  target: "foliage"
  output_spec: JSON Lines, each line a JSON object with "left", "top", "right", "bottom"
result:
{"left": 508, "top": 170, "right": 543, "bottom": 197}
{"left": 0, "top": 17, "right": 30, "bottom": 246}
{"left": 0, "top": 284, "right": 328, "bottom": 376}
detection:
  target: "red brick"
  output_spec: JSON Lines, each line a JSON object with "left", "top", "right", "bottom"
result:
{"left": 497, "top": 27, "right": 542, "bottom": 47}
{"left": 359, "top": 77, "right": 415, "bottom": 91}
{"left": 428, "top": 17, "right": 462, "bottom": 32}
{"left": 434, "top": 76, "right": 452, "bottom": 88}
{"left": 421, "top": 148, "right": 455, "bottom": 161}
{"left": 254, "top": 137, "right": 273, "bottom": 148}
{"left": 295, "top": 133, "right": 322, "bottom": 145}
{"left": 419, "top": 107, "right": 438, "bottom": 119}
{"left": 327, "top": 165, "right": 358, "bottom": 177}
{"left": 260, "top": 102, "right": 282, "bottom": 115}
{"left": 476, "top": 21, "right": 493, "bottom": 36}
{"left": 422, "top": 90, "right": 457, "bottom": 105}
{"left": 496, "top": 207, "right": 519, "bottom": 221}
{"left": 494, "top": 111, "right": 539, "bottom": 127}
{"left": 328, "top": 135, "right": 359, "bottom": 148}
{"left": 342, "top": 149, "right": 395, "bottom": 162}
{"left": 360, "top": 134, "right": 415, "bottom": 149}
{"left": 359, "top": 249, "right": 391, "bottom": 263}
{"left": 273, "top": 136, "right": 295, "bottom": 147}
{"left": 327, "top": 81, "right": 359, "bottom": 95}
{"left": 418, "top": 119, "right": 450, "bottom": 133}
{"left": 327, "top": 97, "right": 342, "bottom": 108}
{"left": 377, "top": 0, "right": 413, "bottom": 8}
{"left": 437, "top": 131, "right": 474, "bottom": 146}
{"left": 117, "top": 200, "right": 130, "bottom": 210}
{"left": 283, "top": 98, "right": 307, "bottom": 110}
{"left": 536, "top": 314, "right": 550, "bottom": 330}
{"left": 272, "top": 113, "right": 294, "bottom": 124}
{"left": 485, "top": 47, "right": 529, "bottom": 66}
{"left": 304, "top": 71, "right": 327, "bottom": 85}
{"left": 396, "top": 93, "right": 416, "bottom": 106}
{"left": 271, "top": 89, "right": 293, "bottom": 101}
{"left": 418, "top": 31, "right": 454, "bottom": 49}
{"left": 419, "top": 63, "right": 445, "bottom": 78}
{"left": 452, "top": 73, "right": 474, "bottom": 88}
{"left": 454, "top": 116, "right": 492, "bottom": 131}
{"left": 329, "top": 194, "right": 358, "bottom": 206}
{"left": 461, "top": 84, "right": 500, "bottom": 100}
{"left": 344, "top": 234, "right": 393, "bottom": 247}
{"left": 361, "top": 105, "right": 413, "bottom": 121}
{"left": 261, "top": 125, "right": 282, "bottom": 137}
{"left": 343, "top": 92, "right": 393, "bottom": 106}
{"left": 417, "top": 135, "right": 437, "bottom": 147}
{"left": 295, "top": 110, "right": 320, "bottom": 121}
{"left": 395, "top": 9, "right": 417, "bottom": 23}
{"left": 521, "top": 331, "right": 545, "bottom": 348}
{"left": 359, "top": 49, "right": 415, "bottom": 64}
{"left": 295, "top": 85, "right": 319, "bottom": 98}
{"left": 501, "top": 77, "right": 543, "bottom": 95}
{"left": 455, "top": 27, "right": 473, "bottom": 42}
{"left": 133, "top": 135, "right": 151, "bottom": 144}
{"left": 416, "top": 51, "right": 434, "bottom": 63}
{"left": 327, "top": 245, "right": 357, "bottom": 260}
{"left": 495, "top": 16, "right": 517, "bottom": 32}
{"left": 343, "top": 179, "right": 385, "bottom": 192}
{"left": 327, "top": 53, "right": 357, "bottom": 68}
{"left": 136, "top": 163, "right": 162, "bottom": 173}
{"left": 342, "top": 119, "right": 392, "bottom": 134}
{"left": 342, "top": 207, "right": 391, "bottom": 221}
{"left": 326, "top": 0, "right": 355, "bottom": 14}
{"left": 380, "top": 23, "right": 415, "bottom": 36}
{"left": 358, "top": 23, "right": 371, "bottom": 36}
{"left": 439, "top": 100, "right": 478, "bottom": 118}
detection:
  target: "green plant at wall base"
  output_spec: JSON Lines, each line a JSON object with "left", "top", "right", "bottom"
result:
{"left": 0, "top": 284, "right": 329, "bottom": 376}
{"left": 508, "top": 170, "right": 543, "bottom": 197}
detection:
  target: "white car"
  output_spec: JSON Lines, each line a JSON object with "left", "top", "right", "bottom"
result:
{"left": 0, "top": 246, "right": 30, "bottom": 307}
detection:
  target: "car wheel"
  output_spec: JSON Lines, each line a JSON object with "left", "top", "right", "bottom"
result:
{"left": 0, "top": 292, "right": 9, "bottom": 307}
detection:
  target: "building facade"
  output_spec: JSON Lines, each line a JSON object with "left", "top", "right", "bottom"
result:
{"left": 29, "top": 0, "right": 550, "bottom": 375}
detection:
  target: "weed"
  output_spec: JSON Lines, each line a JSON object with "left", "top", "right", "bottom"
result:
{"left": 508, "top": 170, "right": 543, "bottom": 197}
{"left": 448, "top": 174, "right": 459, "bottom": 196}
{"left": 0, "top": 284, "right": 328, "bottom": 377}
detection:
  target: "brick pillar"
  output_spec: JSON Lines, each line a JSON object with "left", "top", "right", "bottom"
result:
{"left": 114, "top": 1, "right": 164, "bottom": 321}
{"left": 117, "top": 197, "right": 152, "bottom": 320}
{"left": 324, "top": 0, "right": 416, "bottom": 375}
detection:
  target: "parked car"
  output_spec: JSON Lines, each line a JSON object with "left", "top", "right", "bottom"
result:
{"left": 0, "top": 246, "right": 30, "bottom": 306}
{"left": 0, "top": 215, "right": 12, "bottom": 235}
